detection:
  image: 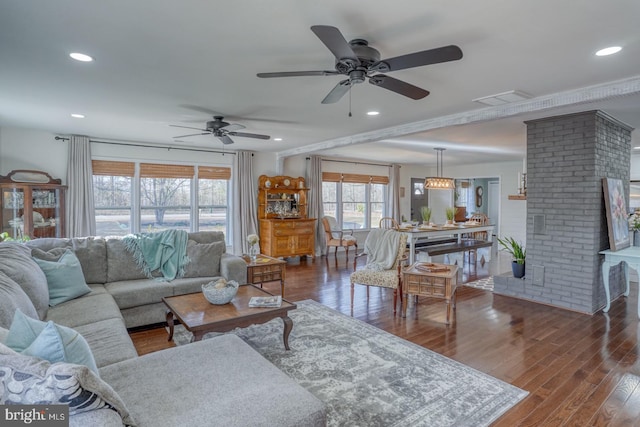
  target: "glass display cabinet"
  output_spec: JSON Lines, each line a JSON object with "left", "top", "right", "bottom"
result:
{"left": 0, "top": 170, "right": 67, "bottom": 239}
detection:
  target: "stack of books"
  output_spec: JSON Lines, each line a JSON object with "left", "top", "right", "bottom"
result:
{"left": 248, "top": 295, "right": 282, "bottom": 308}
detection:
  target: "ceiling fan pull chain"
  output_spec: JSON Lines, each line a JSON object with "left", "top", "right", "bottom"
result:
{"left": 348, "top": 85, "right": 352, "bottom": 117}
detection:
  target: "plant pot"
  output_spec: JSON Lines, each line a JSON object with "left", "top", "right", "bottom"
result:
{"left": 634, "top": 230, "right": 640, "bottom": 247}
{"left": 446, "top": 220, "right": 454, "bottom": 225}
{"left": 512, "top": 261, "right": 525, "bottom": 278}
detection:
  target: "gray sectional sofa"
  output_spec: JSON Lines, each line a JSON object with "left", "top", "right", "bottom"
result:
{"left": 0, "top": 232, "right": 326, "bottom": 426}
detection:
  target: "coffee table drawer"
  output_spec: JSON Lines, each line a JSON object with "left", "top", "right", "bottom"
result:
{"left": 405, "top": 274, "right": 447, "bottom": 297}
{"left": 248, "top": 265, "right": 283, "bottom": 283}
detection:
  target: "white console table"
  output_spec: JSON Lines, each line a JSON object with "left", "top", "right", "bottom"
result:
{"left": 600, "top": 247, "right": 640, "bottom": 316}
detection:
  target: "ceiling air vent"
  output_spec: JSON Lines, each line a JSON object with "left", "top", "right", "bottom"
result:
{"left": 473, "top": 90, "right": 532, "bottom": 106}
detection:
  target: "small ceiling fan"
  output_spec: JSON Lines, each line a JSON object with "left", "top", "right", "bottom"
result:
{"left": 171, "top": 116, "right": 270, "bottom": 145}
{"left": 257, "top": 25, "right": 463, "bottom": 104}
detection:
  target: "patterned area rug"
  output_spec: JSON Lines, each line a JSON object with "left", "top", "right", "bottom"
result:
{"left": 172, "top": 300, "right": 526, "bottom": 427}
{"left": 463, "top": 276, "right": 494, "bottom": 291}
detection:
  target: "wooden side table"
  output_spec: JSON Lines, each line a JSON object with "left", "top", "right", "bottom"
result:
{"left": 244, "top": 254, "right": 287, "bottom": 296}
{"left": 402, "top": 262, "right": 458, "bottom": 324}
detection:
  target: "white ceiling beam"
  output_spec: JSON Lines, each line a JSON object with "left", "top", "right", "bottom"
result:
{"left": 276, "top": 75, "right": 640, "bottom": 162}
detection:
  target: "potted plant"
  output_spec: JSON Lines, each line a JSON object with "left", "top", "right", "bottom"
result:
{"left": 420, "top": 206, "right": 432, "bottom": 225}
{"left": 497, "top": 236, "right": 526, "bottom": 278}
{"left": 629, "top": 212, "right": 640, "bottom": 246}
{"left": 445, "top": 207, "right": 456, "bottom": 225}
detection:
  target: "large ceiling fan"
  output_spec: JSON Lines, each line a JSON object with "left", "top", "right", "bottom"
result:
{"left": 257, "top": 25, "right": 463, "bottom": 104}
{"left": 171, "top": 116, "right": 270, "bottom": 145}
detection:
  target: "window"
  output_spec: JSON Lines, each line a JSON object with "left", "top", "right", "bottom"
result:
{"left": 198, "top": 166, "right": 231, "bottom": 233}
{"left": 93, "top": 160, "right": 231, "bottom": 238}
{"left": 140, "top": 163, "right": 193, "bottom": 232}
{"left": 322, "top": 172, "right": 389, "bottom": 229}
{"left": 92, "top": 161, "right": 134, "bottom": 236}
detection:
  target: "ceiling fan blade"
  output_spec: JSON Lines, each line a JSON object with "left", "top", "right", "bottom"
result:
{"left": 228, "top": 131, "right": 270, "bottom": 140}
{"left": 257, "top": 70, "right": 339, "bottom": 78}
{"left": 311, "top": 25, "right": 358, "bottom": 61}
{"left": 218, "top": 135, "right": 235, "bottom": 145}
{"left": 373, "top": 45, "right": 463, "bottom": 72}
{"left": 368, "top": 75, "right": 429, "bottom": 100}
{"left": 173, "top": 132, "right": 211, "bottom": 138}
{"left": 169, "top": 124, "right": 207, "bottom": 131}
{"left": 321, "top": 79, "right": 351, "bottom": 104}
{"left": 224, "top": 123, "right": 246, "bottom": 132}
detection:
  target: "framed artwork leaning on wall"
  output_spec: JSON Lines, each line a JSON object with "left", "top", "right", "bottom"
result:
{"left": 603, "top": 177, "right": 630, "bottom": 251}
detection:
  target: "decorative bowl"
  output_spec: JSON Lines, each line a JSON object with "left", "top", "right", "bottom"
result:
{"left": 202, "top": 280, "right": 239, "bottom": 305}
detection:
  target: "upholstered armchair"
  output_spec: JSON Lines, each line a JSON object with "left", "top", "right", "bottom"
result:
{"left": 321, "top": 216, "right": 358, "bottom": 260}
{"left": 350, "top": 229, "right": 408, "bottom": 315}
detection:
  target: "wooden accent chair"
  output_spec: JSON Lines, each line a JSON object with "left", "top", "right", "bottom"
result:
{"left": 379, "top": 217, "right": 400, "bottom": 230}
{"left": 321, "top": 216, "right": 358, "bottom": 260}
{"left": 350, "top": 230, "right": 408, "bottom": 315}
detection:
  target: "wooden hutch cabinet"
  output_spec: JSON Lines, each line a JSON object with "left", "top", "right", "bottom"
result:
{"left": 0, "top": 170, "right": 67, "bottom": 239}
{"left": 258, "top": 175, "right": 315, "bottom": 258}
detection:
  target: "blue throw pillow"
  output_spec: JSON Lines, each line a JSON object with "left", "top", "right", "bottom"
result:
{"left": 32, "top": 248, "right": 91, "bottom": 306}
{"left": 4, "top": 309, "right": 99, "bottom": 375}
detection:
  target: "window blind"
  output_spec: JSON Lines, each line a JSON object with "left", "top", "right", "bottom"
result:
{"left": 198, "top": 166, "right": 231, "bottom": 180}
{"left": 322, "top": 172, "right": 389, "bottom": 184}
{"left": 92, "top": 160, "right": 135, "bottom": 177}
{"left": 139, "top": 163, "right": 195, "bottom": 178}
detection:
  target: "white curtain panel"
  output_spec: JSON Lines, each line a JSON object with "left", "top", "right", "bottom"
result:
{"left": 388, "top": 164, "right": 401, "bottom": 222}
{"left": 66, "top": 135, "right": 96, "bottom": 238}
{"left": 232, "top": 151, "right": 258, "bottom": 255}
{"left": 307, "top": 156, "right": 325, "bottom": 255}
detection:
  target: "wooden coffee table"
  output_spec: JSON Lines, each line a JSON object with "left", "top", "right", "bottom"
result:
{"left": 163, "top": 285, "right": 297, "bottom": 349}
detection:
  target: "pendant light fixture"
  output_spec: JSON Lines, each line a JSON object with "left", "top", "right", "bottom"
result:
{"left": 424, "top": 148, "right": 455, "bottom": 190}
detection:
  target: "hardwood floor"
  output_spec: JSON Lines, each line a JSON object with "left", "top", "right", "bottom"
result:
{"left": 129, "top": 254, "right": 640, "bottom": 426}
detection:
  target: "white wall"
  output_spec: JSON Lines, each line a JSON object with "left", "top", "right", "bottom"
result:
{"left": 443, "top": 160, "right": 526, "bottom": 244}
{"left": 0, "top": 127, "right": 68, "bottom": 181}
{"left": 0, "top": 125, "right": 527, "bottom": 246}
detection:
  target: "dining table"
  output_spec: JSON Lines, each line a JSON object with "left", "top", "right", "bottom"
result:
{"left": 399, "top": 223, "right": 495, "bottom": 264}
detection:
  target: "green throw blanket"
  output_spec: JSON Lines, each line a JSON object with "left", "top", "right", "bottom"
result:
{"left": 123, "top": 230, "right": 190, "bottom": 281}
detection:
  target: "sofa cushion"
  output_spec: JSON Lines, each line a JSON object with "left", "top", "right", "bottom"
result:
{"left": 0, "top": 242, "right": 49, "bottom": 319}
{"left": 74, "top": 318, "right": 138, "bottom": 368}
{"left": 106, "top": 238, "right": 148, "bottom": 282}
{"left": 187, "top": 231, "right": 226, "bottom": 245}
{"left": 0, "top": 342, "right": 135, "bottom": 426}
{"left": 105, "top": 279, "right": 174, "bottom": 310}
{"left": 0, "top": 270, "right": 38, "bottom": 329}
{"left": 27, "top": 237, "right": 108, "bottom": 284}
{"left": 45, "top": 293, "right": 123, "bottom": 329}
{"left": 183, "top": 240, "right": 225, "bottom": 278}
{"left": 32, "top": 248, "right": 92, "bottom": 306}
{"left": 5, "top": 310, "right": 98, "bottom": 374}
{"left": 99, "top": 335, "right": 326, "bottom": 427}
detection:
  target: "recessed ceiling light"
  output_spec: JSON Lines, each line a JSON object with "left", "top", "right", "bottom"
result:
{"left": 595, "top": 46, "right": 622, "bottom": 56}
{"left": 69, "top": 52, "right": 94, "bottom": 62}
{"left": 274, "top": 138, "right": 283, "bottom": 141}
{"left": 367, "top": 111, "right": 380, "bottom": 116}
{"left": 70, "top": 113, "right": 85, "bottom": 118}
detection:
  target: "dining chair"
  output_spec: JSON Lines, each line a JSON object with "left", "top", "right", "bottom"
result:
{"left": 350, "top": 229, "right": 408, "bottom": 315}
{"left": 321, "top": 216, "right": 358, "bottom": 260}
{"left": 379, "top": 217, "right": 399, "bottom": 230}
{"left": 464, "top": 213, "right": 490, "bottom": 266}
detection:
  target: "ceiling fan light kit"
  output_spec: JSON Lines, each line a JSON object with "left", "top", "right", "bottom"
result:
{"left": 257, "top": 25, "right": 462, "bottom": 104}
{"left": 424, "top": 148, "right": 455, "bottom": 190}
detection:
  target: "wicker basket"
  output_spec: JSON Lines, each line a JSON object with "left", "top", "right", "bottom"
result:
{"left": 202, "top": 280, "right": 239, "bottom": 305}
